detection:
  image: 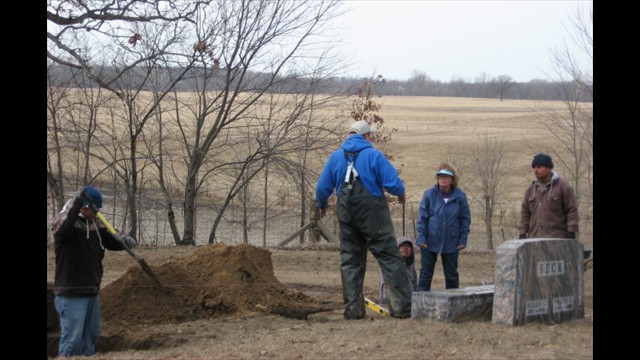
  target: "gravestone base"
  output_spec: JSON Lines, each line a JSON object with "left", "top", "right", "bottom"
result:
{"left": 411, "top": 285, "right": 494, "bottom": 322}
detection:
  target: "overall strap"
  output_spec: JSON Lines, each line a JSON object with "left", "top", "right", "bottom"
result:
{"left": 343, "top": 151, "right": 359, "bottom": 187}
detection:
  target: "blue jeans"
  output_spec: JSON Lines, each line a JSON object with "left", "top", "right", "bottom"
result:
{"left": 417, "top": 249, "right": 459, "bottom": 291}
{"left": 54, "top": 295, "right": 101, "bottom": 357}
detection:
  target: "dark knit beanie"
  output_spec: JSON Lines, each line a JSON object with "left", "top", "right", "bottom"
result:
{"left": 531, "top": 153, "right": 554, "bottom": 168}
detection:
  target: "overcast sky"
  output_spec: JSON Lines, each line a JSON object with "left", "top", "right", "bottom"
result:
{"left": 332, "top": 0, "right": 591, "bottom": 82}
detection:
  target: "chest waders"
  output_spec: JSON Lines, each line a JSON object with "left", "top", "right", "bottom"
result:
{"left": 336, "top": 151, "right": 412, "bottom": 319}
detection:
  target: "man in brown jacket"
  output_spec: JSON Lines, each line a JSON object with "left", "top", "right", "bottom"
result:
{"left": 518, "top": 153, "right": 579, "bottom": 239}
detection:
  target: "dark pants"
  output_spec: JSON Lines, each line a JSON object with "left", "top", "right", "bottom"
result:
{"left": 417, "top": 249, "right": 459, "bottom": 291}
{"left": 337, "top": 180, "right": 412, "bottom": 319}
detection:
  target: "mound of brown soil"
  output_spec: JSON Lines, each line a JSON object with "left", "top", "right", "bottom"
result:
{"left": 100, "top": 243, "right": 332, "bottom": 326}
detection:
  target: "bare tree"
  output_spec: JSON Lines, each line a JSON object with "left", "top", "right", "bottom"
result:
{"left": 295, "top": 106, "right": 346, "bottom": 245}
{"left": 490, "top": 75, "right": 515, "bottom": 101}
{"left": 47, "top": 64, "right": 76, "bottom": 214}
{"left": 552, "top": 5, "right": 593, "bottom": 101}
{"left": 144, "top": 0, "right": 346, "bottom": 245}
{"left": 47, "top": 1, "right": 209, "bottom": 74}
{"left": 47, "top": 64, "right": 86, "bottom": 248}
{"left": 468, "top": 134, "right": 514, "bottom": 250}
{"left": 236, "top": 130, "right": 259, "bottom": 244}
{"left": 46, "top": 65, "right": 116, "bottom": 205}
{"left": 149, "top": 101, "right": 182, "bottom": 244}
{"left": 450, "top": 76, "right": 471, "bottom": 98}
{"left": 86, "top": 54, "right": 200, "bottom": 240}
{"left": 473, "top": 73, "right": 492, "bottom": 98}
{"left": 254, "top": 90, "right": 344, "bottom": 246}
{"left": 47, "top": 0, "right": 208, "bottom": 239}
{"left": 539, "top": 2, "right": 593, "bottom": 241}
{"left": 406, "top": 70, "right": 430, "bottom": 96}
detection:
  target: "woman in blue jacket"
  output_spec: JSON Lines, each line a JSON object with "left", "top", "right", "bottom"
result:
{"left": 416, "top": 163, "right": 471, "bottom": 291}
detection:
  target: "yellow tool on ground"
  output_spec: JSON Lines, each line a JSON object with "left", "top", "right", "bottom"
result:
{"left": 364, "top": 297, "right": 389, "bottom": 317}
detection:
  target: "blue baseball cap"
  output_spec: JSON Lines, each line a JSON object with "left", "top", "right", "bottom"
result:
{"left": 84, "top": 186, "right": 103, "bottom": 209}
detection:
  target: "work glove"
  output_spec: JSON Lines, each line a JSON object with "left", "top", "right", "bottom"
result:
{"left": 566, "top": 231, "right": 576, "bottom": 239}
{"left": 518, "top": 234, "right": 527, "bottom": 239}
{"left": 398, "top": 194, "right": 406, "bottom": 205}
{"left": 119, "top": 233, "right": 137, "bottom": 249}
{"left": 73, "top": 186, "right": 89, "bottom": 205}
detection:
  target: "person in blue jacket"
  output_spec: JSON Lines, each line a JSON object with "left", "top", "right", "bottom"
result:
{"left": 416, "top": 163, "right": 471, "bottom": 291}
{"left": 315, "top": 119, "right": 412, "bottom": 319}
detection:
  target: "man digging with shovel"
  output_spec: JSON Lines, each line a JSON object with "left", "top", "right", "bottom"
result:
{"left": 50, "top": 186, "right": 137, "bottom": 357}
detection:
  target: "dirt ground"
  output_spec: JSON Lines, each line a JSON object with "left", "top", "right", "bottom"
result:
{"left": 47, "top": 243, "right": 593, "bottom": 359}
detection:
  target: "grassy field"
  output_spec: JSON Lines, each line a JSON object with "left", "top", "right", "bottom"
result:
{"left": 48, "top": 94, "right": 593, "bottom": 250}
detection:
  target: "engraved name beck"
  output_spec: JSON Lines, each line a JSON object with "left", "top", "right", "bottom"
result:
{"left": 536, "top": 260, "right": 565, "bottom": 277}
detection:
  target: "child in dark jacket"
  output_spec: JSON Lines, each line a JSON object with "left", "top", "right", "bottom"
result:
{"left": 378, "top": 236, "right": 418, "bottom": 304}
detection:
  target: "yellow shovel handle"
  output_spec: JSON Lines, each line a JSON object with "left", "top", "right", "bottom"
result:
{"left": 96, "top": 212, "right": 117, "bottom": 235}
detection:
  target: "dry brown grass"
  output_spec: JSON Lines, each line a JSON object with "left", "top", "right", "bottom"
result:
{"left": 49, "top": 93, "right": 592, "bottom": 249}
{"left": 378, "top": 96, "right": 568, "bottom": 193}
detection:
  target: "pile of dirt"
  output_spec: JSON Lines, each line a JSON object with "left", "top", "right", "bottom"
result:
{"left": 100, "top": 243, "right": 333, "bottom": 326}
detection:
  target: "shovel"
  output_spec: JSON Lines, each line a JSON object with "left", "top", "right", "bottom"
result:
{"left": 402, "top": 202, "right": 406, "bottom": 237}
{"left": 84, "top": 197, "right": 164, "bottom": 290}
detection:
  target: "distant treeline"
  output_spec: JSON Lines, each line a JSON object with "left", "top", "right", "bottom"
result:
{"left": 48, "top": 64, "right": 591, "bottom": 102}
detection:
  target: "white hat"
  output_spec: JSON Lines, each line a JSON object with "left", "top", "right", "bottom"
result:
{"left": 436, "top": 169, "right": 454, "bottom": 177}
{"left": 349, "top": 120, "right": 376, "bottom": 135}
